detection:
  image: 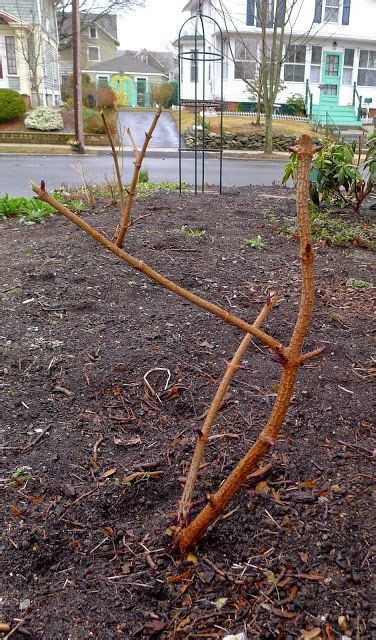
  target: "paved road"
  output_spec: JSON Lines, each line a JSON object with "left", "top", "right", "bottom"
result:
{"left": 118, "top": 111, "right": 181, "bottom": 148}
{"left": 0, "top": 153, "right": 287, "bottom": 197}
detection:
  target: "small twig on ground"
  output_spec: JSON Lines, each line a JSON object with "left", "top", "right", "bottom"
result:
{"left": 92, "top": 435, "right": 106, "bottom": 464}
{"left": 4, "top": 618, "right": 27, "bottom": 640}
{"left": 21, "top": 425, "right": 52, "bottom": 454}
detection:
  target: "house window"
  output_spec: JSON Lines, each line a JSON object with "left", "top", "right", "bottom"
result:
{"left": 5, "top": 36, "right": 17, "bottom": 75}
{"left": 234, "top": 40, "right": 256, "bottom": 80}
{"left": 324, "top": 0, "right": 340, "bottom": 23}
{"left": 0, "top": 56, "right": 3, "bottom": 79}
{"left": 358, "top": 50, "right": 376, "bottom": 87}
{"left": 342, "top": 48, "right": 354, "bottom": 85}
{"left": 88, "top": 46, "right": 100, "bottom": 61}
{"left": 310, "top": 45, "right": 322, "bottom": 83}
{"left": 325, "top": 54, "right": 339, "bottom": 76}
{"left": 322, "top": 84, "right": 337, "bottom": 96}
{"left": 284, "top": 45, "right": 306, "bottom": 82}
{"left": 98, "top": 76, "right": 109, "bottom": 87}
{"left": 89, "top": 25, "right": 97, "bottom": 38}
{"left": 190, "top": 50, "right": 198, "bottom": 82}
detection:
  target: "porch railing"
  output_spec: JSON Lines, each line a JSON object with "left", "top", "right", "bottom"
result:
{"left": 305, "top": 79, "right": 313, "bottom": 119}
{"left": 325, "top": 112, "right": 343, "bottom": 141}
{"left": 353, "top": 82, "right": 363, "bottom": 121}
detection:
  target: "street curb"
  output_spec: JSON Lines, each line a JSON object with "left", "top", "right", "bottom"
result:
{"left": 0, "top": 145, "right": 290, "bottom": 161}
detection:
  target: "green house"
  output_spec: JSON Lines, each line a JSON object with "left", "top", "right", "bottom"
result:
{"left": 85, "top": 52, "right": 168, "bottom": 107}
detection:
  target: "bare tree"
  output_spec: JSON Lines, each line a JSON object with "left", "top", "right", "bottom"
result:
{"left": 14, "top": 14, "right": 44, "bottom": 106}
{"left": 56, "top": 0, "right": 144, "bottom": 40}
{"left": 209, "top": 0, "right": 329, "bottom": 153}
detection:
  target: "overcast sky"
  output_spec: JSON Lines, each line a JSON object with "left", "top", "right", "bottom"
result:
{"left": 118, "top": 0, "right": 188, "bottom": 52}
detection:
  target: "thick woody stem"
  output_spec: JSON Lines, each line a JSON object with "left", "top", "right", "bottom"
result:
{"left": 177, "top": 135, "right": 318, "bottom": 553}
{"left": 100, "top": 110, "right": 126, "bottom": 224}
{"left": 175, "top": 295, "right": 280, "bottom": 533}
{"left": 29, "top": 182, "right": 287, "bottom": 358}
{"left": 115, "top": 107, "right": 162, "bottom": 247}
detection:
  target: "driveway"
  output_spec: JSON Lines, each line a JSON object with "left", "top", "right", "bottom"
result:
{"left": 118, "top": 111, "right": 181, "bottom": 149}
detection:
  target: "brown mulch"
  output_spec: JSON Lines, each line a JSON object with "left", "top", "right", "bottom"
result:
{"left": 1, "top": 186, "right": 375, "bottom": 639}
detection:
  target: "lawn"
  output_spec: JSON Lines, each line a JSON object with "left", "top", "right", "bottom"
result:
{"left": 172, "top": 108, "right": 314, "bottom": 136}
{"left": 1, "top": 182, "right": 374, "bottom": 638}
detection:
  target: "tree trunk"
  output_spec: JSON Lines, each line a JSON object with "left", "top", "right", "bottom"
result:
{"left": 264, "top": 102, "right": 273, "bottom": 153}
{"left": 256, "top": 90, "right": 261, "bottom": 126}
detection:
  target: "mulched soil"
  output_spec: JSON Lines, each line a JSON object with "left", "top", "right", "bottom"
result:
{"left": 1, "top": 186, "right": 375, "bottom": 640}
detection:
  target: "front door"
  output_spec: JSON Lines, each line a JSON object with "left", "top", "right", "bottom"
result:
{"left": 136, "top": 78, "right": 147, "bottom": 106}
{"left": 319, "top": 51, "right": 342, "bottom": 110}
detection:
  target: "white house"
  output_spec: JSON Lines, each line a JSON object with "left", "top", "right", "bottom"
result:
{"left": 0, "top": 0, "right": 61, "bottom": 107}
{"left": 178, "top": 0, "right": 376, "bottom": 126}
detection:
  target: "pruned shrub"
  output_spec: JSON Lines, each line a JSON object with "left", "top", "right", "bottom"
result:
{"left": 0, "top": 89, "right": 26, "bottom": 122}
{"left": 25, "top": 107, "right": 64, "bottom": 131}
{"left": 96, "top": 87, "right": 116, "bottom": 110}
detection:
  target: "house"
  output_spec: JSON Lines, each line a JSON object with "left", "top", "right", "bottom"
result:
{"left": 0, "top": 1, "right": 60, "bottom": 107}
{"left": 84, "top": 52, "right": 168, "bottom": 107}
{"left": 118, "top": 49, "right": 178, "bottom": 81}
{"left": 58, "top": 13, "right": 120, "bottom": 90}
{"left": 178, "top": 0, "right": 376, "bottom": 126}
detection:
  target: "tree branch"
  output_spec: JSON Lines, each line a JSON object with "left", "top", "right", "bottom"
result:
{"left": 29, "top": 181, "right": 287, "bottom": 358}
{"left": 176, "top": 135, "right": 320, "bottom": 553}
{"left": 175, "top": 293, "right": 281, "bottom": 533}
{"left": 114, "top": 107, "right": 161, "bottom": 247}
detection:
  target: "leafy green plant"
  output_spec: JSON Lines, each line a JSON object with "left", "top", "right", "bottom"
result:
{"left": 0, "top": 193, "right": 87, "bottom": 224}
{"left": 283, "top": 134, "right": 376, "bottom": 214}
{"left": 286, "top": 93, "right": 306, "bottom": 115}
{"left": 181, "top": 224, "right": 206, "bottom": 238}
{"left": 245, "top": 235, "right": 267, "bottom": 250}
{"left": 138, "top": 168, "right": 149, "bottom": 184}
{"left": 280, "top": 204, "right": 375, "bottom": 251}
{"left": 0, "top": 88, "right": 26, "bottom": 122}
{"left": 11, "top": 466, "right": 32, "bottom": 483}
{"left": 346, "top": 278, "right": 371, "bottom": 290}
{"left": 0, "top": 194, "right": 55, "bottom": 223}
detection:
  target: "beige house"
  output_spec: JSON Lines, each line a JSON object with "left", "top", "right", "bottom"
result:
{"left": 58, "top": 13, "right": 119, "bottom": 90}
{"left": 0, "top": 2, "right": 60, "bottom": 106}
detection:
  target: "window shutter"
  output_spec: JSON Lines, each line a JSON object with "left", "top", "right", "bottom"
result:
{"left": 342, "top": 0, "right": 351, "bottom": 24}
{"left": 246, "top": 0, "right": 255, "bottom": 25}
{"left": 268, "top": 0, "right": 275, "bottom": 27}
{"left": 276, "top": 0, "right": 285, "bottom": 27}
{"left": 313, "top": 0, "right": 322, "bottom": 22}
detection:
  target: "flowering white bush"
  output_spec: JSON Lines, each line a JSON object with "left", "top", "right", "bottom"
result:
{"left": 25, "top": 107, "right": 64, "bottom": 131}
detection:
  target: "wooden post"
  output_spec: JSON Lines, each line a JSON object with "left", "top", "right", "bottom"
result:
{"left": 72, "top": 0, "right": 84, "bottom": 154}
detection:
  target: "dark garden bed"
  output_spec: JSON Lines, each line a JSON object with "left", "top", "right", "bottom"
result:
{"left": 1, "top": 186, "right": 375, "bottom": 639}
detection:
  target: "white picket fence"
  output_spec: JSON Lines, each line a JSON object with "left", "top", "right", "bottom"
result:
{"left": 172, "top": 105, "right": 309, "bottom": 122}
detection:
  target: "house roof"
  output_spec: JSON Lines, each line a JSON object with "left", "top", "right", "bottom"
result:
{"left": 183, "top": 0, "right": 199, "bottom": 11}
{"left": 84, "top": 52, "right": 169, "bottom": 76}
{"left": 118, "top": 49, "right": 177, "bottom": 74}
{"left": 0, "top": 10, "right": 24, "bottom": 25}
{"left": 58, "top": 12, "right": 119, "bottom": 45}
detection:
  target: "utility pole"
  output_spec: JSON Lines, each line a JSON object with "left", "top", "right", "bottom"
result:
{"left": 72, "top": 0, "right": 84, "bottom": 153}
